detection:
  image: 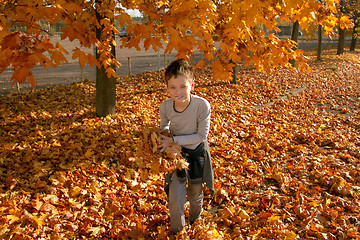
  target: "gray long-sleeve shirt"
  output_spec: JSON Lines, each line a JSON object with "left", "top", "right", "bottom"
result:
{"left": 160, "top": 95, "right": 211, "bottom": 150}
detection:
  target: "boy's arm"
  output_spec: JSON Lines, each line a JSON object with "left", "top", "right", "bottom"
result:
{"left": 159, "top": 102, "right": 170, "bottom": 131}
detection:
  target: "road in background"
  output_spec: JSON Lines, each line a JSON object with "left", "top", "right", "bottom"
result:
{"left": 0, "top": 36, "right": 340, "bottom": 95}
{"left": 0, "top": 52, "right": 206, "bottom": 95}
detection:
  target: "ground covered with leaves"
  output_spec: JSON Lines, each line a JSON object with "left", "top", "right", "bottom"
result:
{"left": 1, "top": 48, "right": 360, "bottom": 239}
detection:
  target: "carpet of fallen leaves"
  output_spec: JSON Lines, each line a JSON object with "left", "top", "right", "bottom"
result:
{"left": 1, "top": 47, "right": 360, "bottom": 239}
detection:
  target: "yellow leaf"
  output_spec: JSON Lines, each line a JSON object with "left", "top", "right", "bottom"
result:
{"left": 87, "top": 53, "right": 99, "bottom": 68}
{"left": 33, "top": 215, "right": 45, "bottom": 227}
{"left": 151, "top": 131, "right": 159, "bottom": 153}
{"left": 310, "top": 201, "right": 319, "bottom": 207}
{"left": 118, "top": 13, "right": 131, "bottom": 25}
{"left": 100, "top": 18, "right": 111, "bottom": 26}
{"left": 135, "top": 157, "right": 144, "bottom": 168}
{"left": 212, "top": 229, "right": 220, "bottom": 237}
{"left": 247, "top": 164, "right": 257, "bottom": 171}
{"left": 340, "top": 16, "right": 351, "bottom": 25}
{"left": 229, "top": 206, "right": 235, "bottom": 213}
{"left": 249, "top": 229, "right": 262, "bottom": 237}
{"left": 72, "top": 48, "right": 87, "bottom": 66}
{"left": 56, "top": 42, "right": 69, "bottom": 54}
{"left": 27, "top": 71, "right": 36, "bottom": 87}
{"left": 85, "top": 149, "right": 94, "bottom": 159}
{"left": 11, "top": 67, "right": 31, "bottom": 85}
{"left": 52, "top": 140, "right": 61, "bottom": 147}
{"left": 144, "top": 38, "right": 162, "bottom": 51}
{"left": 94, "top": 193, "right": 102, "bottom": 201}
{"left": 268, "top": 214, "right": 280, "bottom": 223}
{"left": 210, "top": 229, "right": 222, "bottom": 238}
{"left": 239, "top": 209, "right": 250, "bottom": 219}
{"left": 179, "top": 0, "right": 196, "bottom": 12}
{"left": 195, "top": 59, "right": 206, "bottom": 69}
{"left": 105, "top": 67, "right": 117, "bottom": 78}
{"left": 284, "top": 230, "right": 296, "bottom": 240}
{"left": 70, "top": 186, "right": 82, "bottom": 197}
{"left": 54, "top": 3, "right": 63, "bottom": 11}
{"left": 6, "top": 215, "right": 19, "bottom": 224}
{"left": 88, "top": 227, "right": 103, "bottom": 236}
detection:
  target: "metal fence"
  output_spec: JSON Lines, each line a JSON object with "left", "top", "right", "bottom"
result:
{"left": 0, "top": 53, "right": 205, "bottom": 95}
{"left": 0, "top": 35, "right": 345, "bottom": 95}
{"left": 0, "top": 34, "right": 208, "bottom": 95}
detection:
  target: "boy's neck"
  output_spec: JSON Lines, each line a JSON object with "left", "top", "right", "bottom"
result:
{"left": 174, "top": 95, "right": 191, "bottom": 112}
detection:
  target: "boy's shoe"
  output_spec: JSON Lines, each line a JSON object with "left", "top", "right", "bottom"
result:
{"left": 190, "top": 218, "right": 201, "bottom": 225}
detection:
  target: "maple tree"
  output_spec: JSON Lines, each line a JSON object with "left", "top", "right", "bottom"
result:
{"left": 124, "top": 0, "right": 342, "bottom": 78}
{"left": 337, "top": 0, "right": 347, "bottom": 54}
{"left": 1, "top": 0, "right": 345, "bottom": 116}
{"left": 1, "top": 47, "right": 359, "bottom": 238}
{"left": 0, "top": 0, "right": 128, "bottom": 116}
{"left": 342, "top": 0, "right": 360, "bottom": 51}
{"left": 94, "top": 0, "right": 118, "bottom": 116}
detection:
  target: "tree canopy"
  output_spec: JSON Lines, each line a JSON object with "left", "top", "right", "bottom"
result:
{"left": 0, "top": 0, "right": 345, "bottom": 87}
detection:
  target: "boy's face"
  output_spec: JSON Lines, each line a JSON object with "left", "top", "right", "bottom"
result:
{"left": 167, "top": 75, "right": 194, "bottom": 106}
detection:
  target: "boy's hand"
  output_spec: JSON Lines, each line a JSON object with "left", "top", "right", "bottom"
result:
{"left": 159, "top": 135, "right": 174, "bottom": 152}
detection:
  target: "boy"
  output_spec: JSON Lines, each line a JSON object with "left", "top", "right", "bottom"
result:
{"left": 159, "top": 59, "right": 214, "bottom": 234}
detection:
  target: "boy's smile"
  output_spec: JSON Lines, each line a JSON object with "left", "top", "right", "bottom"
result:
{"left": 167, "top": 75, "right": 194, "bottom": 111}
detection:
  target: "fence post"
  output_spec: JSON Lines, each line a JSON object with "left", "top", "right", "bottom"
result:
{"left": 79, "top": 63, "right": 83, "bottom": 81}
{"left": 16, "top": 82, "right": 20, "bottom": 93}
{"left": 128, "top": 57, "right": 131, "bottom": 76}
{"left": 164, "top": 54, "right": 166, "bottom": 70}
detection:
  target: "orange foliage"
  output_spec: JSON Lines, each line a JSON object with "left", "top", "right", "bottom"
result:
{"left": 0, "top": 0, "right": 345, "bottom": 87}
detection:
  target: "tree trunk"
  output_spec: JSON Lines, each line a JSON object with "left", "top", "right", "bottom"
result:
{"left": 337, "top": 27, "right": 345, "bottom": 55}
{"left": 350, "top": 21, "right": 358, "bottom": 51}
{"left": 95, "top": 7, "right": 116, "bottom": 117}
{"left": 317, "top": 25, "right": 322, "bottom": 61}
{"left": 230, "top": 60, "right": 237, "bottom": 84}
{"left": 291, "top": 21, "right": 300, "bottom": 43}
{"left": 289, "top": 21, "right": 300, "bottom": 66}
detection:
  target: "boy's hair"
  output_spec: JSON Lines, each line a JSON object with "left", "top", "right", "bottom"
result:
{"left": 164, "top": 59, "right": 194, "bottom": 84}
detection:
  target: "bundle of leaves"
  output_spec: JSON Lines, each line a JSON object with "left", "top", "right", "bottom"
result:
{"left": 138, "top": 126, "right": 189, "bottom": 174}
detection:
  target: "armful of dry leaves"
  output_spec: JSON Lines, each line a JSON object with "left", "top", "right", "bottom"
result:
{"left": 136, "top": 126, "right": 189, "bottom": 173}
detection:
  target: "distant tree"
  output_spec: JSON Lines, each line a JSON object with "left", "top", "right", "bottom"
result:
{"left": 337, "top": 0, "right": 353, "bottom": 54}
{"left": 350, "top": 19, "right": 358, "bottom": 51}
{"left": 289, "top": 20, "right": 300, "bottom": 66}
{"left": 337, "top": 28, "right": 346, "bottom": 54}
{"left": 337, "top": 0, "right": 346, "bottom": 54}
{"left": 317, "top": 25, "right": 323, "bottom": 60}
{"left": 316, "top": 0, "right": 327, "bottom": 61}
{"left": 347, "top": 0, "right": 360, "bottom": 51}
{"left": 95, "top": 1, "right": 117, "bottom": 116}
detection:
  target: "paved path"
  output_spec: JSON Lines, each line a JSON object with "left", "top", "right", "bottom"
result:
{"left": 0, "top": 36, "right": 340, "bottom": 95}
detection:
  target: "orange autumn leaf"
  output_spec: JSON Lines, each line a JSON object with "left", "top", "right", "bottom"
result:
{"left": 72, "top": 48, "right": 88, "bottom": 66}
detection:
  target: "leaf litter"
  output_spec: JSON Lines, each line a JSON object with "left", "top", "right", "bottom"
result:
{"left": 0, "top": 47, "right": 359, "bottom": 239}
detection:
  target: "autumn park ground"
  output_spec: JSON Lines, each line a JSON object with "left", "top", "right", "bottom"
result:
{"left": 0, "top": 47, "right": 360, "bottom": 239}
